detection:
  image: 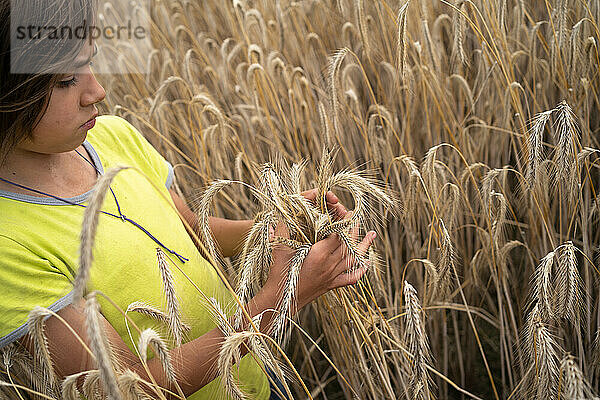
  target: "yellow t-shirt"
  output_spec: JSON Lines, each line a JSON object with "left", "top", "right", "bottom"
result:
{"left": 0, "top": 115, "right": 270, "bottom": 399}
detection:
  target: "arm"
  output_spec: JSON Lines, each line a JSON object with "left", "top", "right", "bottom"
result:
{"left": 169, "top": 188, "right": 252, "bottom": 258}
{"left": 22, "top": 286, "right": 279, "bottom": 398}
{"left": 20, "top": 214, "right": 376, "bottom": 398}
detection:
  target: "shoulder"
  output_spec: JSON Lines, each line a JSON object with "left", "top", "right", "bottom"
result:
{"left": 86, "top": 115, "right": 174, "bottom": 190}
{"left": 87, "top": 115, "right": 143, "bottom": 149}
{"left": 86, "top": 115, "right": 155, "bottom": 166}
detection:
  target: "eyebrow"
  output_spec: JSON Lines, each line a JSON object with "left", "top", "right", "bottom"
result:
{"left": 72, "top": 43, "right": 98, "bottom": 69}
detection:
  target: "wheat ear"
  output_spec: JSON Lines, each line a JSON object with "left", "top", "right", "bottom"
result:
{"left": 218, "top": 331, "right": 257, "bottom": 400}
{"left": 138, "top": 328, "right": 177, "bottom": 385}
{"left": 403, "top": 281, "right": 434, "bottom": 400}
{"left": 396, "top": 1, "right": 411, "bottom": 82}
{"left": 1, "top": 344, "right": 28, "bottom": 400}
{"left": 156, "top": 248, "right": 185, "bottom": 346}
{"left": 61, "top": 371, "right": 89, "bottom": 400}
{"left": 553, "top": 100, "right": 579, "bottom": 190}
{"left": 452, "top": 1, "right": 467, "bottom": 67}
{"left": 118, "top": 369, "right": 149, "bottom": 400}
{"left": 531, "top": 319, "right": 559, "bottom": 399}
{"left": 437, "top": 220, "right": 453, "bottom": 300}
{"left": 85, "top": 292, "right": 121, "bottom": 400}
{"left": 559, "top": 354, "right": 593, "bottom": 400}
{"left": 126, "top": 301, "right": 191, "bottom": 332}
{"left": 82, "top": 369, "right": 101, "bottom": 400}
{"left": 328, "top": 48, "right": 349, "bottom": 136}
{"left": 235, "top": 213, "right": 275, "bottom": 328}
{"left": 526, "top": 110, "right": 551, "bottom": 189}
{"left": 197, "top": 179, "right": 234, "bottom": 263}
{"left": 531, "top": 252, "right": 554, "bottom": 321}
{"left": 554, "top": 242, "right": 583, "bottom": 323}
{"left": 490, "top": 191, "right": 507, "bottom": 244}
{"left": 522, "top": 303, "right": 559, "bottom": 399}
{"left": 272, "top": 245, "right": 311, "bottom": 345}
{"left": 26, "top": 307, "right": 58, "bottom": 393}
{"left": 356, "top": 0, "right": 370, "bottom": 57}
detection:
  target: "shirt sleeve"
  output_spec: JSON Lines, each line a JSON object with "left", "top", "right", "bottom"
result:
{"left": 99, "top": 115, "right": 175, "bottom": 190}
{"left": 0, "top": 236, "right": 74, "bottom": 348}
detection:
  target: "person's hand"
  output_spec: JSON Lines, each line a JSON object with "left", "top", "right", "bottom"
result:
{"left": 301, "top": 189, "right": 347, "bottom": 220}
{"left": 264, "top": 211, "right": 376, "bottom": 312}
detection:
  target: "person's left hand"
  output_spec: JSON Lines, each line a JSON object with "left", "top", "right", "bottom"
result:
{"left": 301, "top": 189, "right": 347, "bottom": 220}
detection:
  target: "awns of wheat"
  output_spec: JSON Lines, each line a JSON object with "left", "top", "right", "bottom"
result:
{"left": 522, "top": 241, "right": 585, "bottom": 399}
{"left": 197, "top": 148, "right": 397, "bottom": 345}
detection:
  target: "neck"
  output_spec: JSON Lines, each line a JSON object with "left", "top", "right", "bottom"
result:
{"left": 0, "top": 145, "right": 97, "bottom": 198}
{"left": 0, "top": 148, "right": 75, "bottom": 186}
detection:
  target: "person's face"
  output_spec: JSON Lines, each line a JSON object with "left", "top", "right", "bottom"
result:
{"left": 18, "top": 41, "right": 106, "bottom": 155}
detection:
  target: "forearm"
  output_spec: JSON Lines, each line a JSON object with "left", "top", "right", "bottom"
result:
{"left": 208, "top": 216, "right": 253, "bottom": 257}
{"left": 169, "top": 189, "right": 252, "bottom": 258}
{"left": 138, "top": 287, "right": 278, "bottom": 397}
{"left": 181, "top": 214, "right": 252, "bottom": 259}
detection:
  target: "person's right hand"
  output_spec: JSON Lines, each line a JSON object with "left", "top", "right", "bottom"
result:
{"left": 264, "top": 213, "right": 377, "bottom": 312}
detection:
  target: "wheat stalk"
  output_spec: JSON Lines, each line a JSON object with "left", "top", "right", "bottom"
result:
{"left": 76, "top": 166, "right": 130, "bottom": 301}
{"left": 85, "top": 292, "right": 121, "bottom": 400}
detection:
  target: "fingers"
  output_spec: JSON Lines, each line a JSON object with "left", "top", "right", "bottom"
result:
{"left": 330, "top": 266, "right": 368, "bottom": 289}
{"left": 321, "top": 232, "right": 342, "bottom": 254}
{"left": 330, "top": 202, "right": 347, "bottom": 220}
{"left": 353, "top": 230, "right": 376, "bottom": 260}
{"left": 301, "top": 188, "right": 318, "bottom": 201}
{"left": 325, "top": 191, "right": 348, "bottom": 220}
{"left": 343, "top": 211, "right": 359, "bottom": 243}
{"left": 268, "top": 224, "right": 275, "bottom": 240}
{"left": 271, "top": 221, "right": 290, "bottom": 241}
{"left": 301, "top": 188, "right": 347, "bottom": 219}
{"left": 325, "top": 191, "right": 339, "bottom": 204}
{"left": 335, "top": 230, "right": 376, "bottom": 274}
{"left": 300, "top": 188, "right": 336, "bottom": 203}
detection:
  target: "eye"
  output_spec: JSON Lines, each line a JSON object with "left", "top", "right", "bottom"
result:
{"left": 56, "top": 76, "right": 78, "bottom": 88}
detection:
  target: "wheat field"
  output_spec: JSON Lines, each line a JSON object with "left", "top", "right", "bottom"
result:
{"left": 3, "top": 0, "right": 600, "bottom": 399}
{"left": 97, "top": 0, "right": 600, "bottom": 399}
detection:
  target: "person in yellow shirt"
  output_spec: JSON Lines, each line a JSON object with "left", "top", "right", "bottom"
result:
{"left": 0, "top": 0, "right": 376, "bottom": 398}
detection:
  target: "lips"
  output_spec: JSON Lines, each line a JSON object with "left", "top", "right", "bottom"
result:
{"left": 82, "top": 113, "right": 99, "bottom": 127}
{"left": 81, "top": 116, "right": 97, "bottom": 130}
{"left": 81, "top": 114, "right": 98, "bottom": 130}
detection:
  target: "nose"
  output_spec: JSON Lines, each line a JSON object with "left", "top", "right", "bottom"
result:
{"left": 80, "top": 71, "right": 106, "bottom": 108}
